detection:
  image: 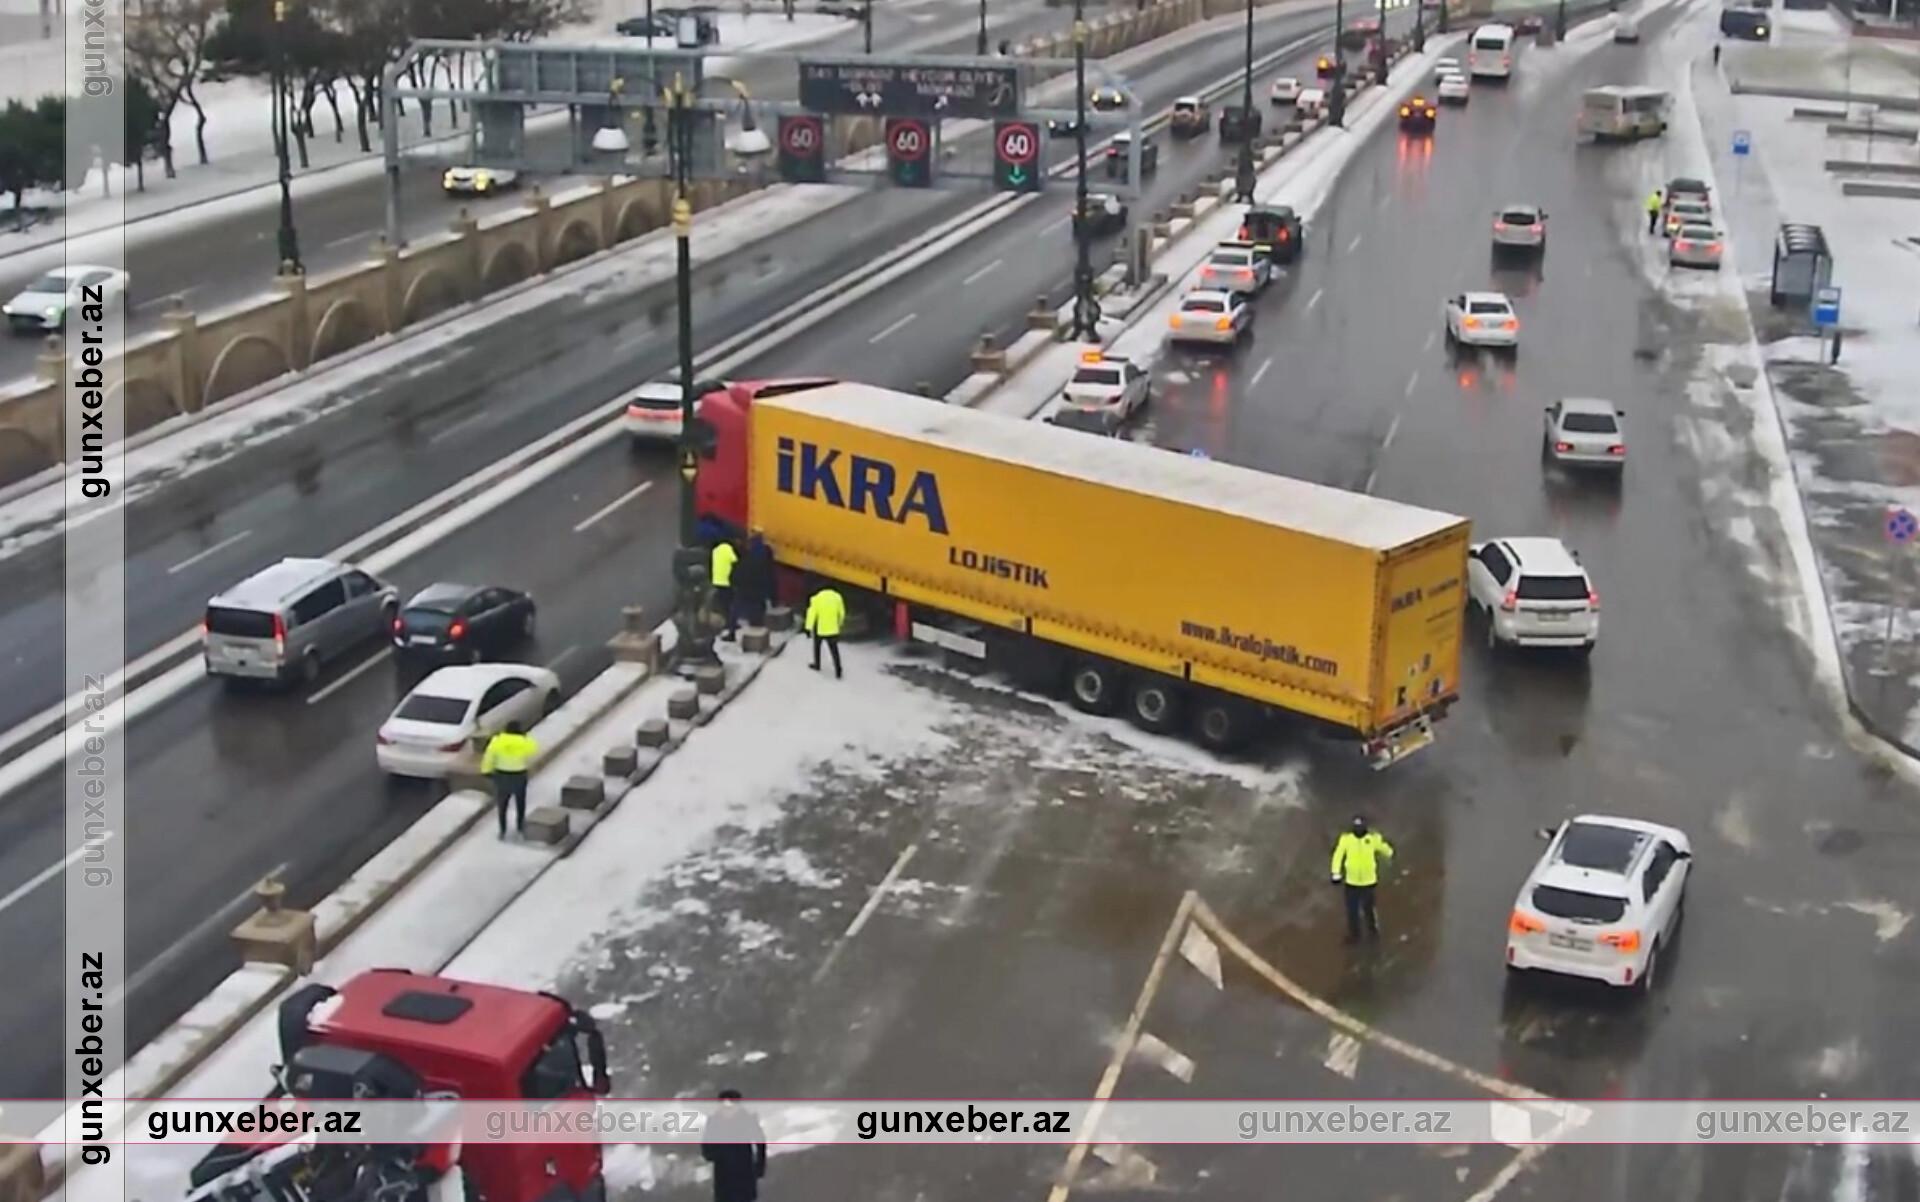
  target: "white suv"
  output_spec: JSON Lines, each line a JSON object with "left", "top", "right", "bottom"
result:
{"left": 1506, "top": 815, "right": 1692, "bottom": 991}
{"left": 1466, "top": 537, "right": 1598, "bottom": 653}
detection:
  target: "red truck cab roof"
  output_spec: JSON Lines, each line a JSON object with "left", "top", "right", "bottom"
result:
{"left": 695, "top": 377, "right": 838, "bottom": 533}
{"left": 311, "top": 969, "right": 569, "bottom": 1086}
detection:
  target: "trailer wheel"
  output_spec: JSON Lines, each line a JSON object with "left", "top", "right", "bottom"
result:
{"left": 1127, "top": 677, "right": 1185, "bottom": 733}
{"left": 1192, "top": 696, "right": 1253, "bottom": 752}
{"left": 1068, "top": 656, "right": 1123, "bottom": 715}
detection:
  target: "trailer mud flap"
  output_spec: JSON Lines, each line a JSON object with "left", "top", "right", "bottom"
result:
{"left": 1364, "top": 713, "right": 1435, "bottom": 770}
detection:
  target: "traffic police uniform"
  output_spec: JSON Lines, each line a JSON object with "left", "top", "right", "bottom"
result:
{"left": 1330, "top": 818, "right": 1395, "bottom": 941}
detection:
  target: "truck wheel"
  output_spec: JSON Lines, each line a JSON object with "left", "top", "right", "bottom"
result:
{"left": 1192, "top": 696, "right": 1252, "bottom": 752}
{"left": 1127, "top": 678, "right": 1185, "bottom": 733}
{"left": 1067, "top": 657, "right": 1123, "bottom": 715}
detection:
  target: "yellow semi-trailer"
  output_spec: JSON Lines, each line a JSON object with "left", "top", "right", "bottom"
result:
{"left": 732, "top": 383, "right": 1471, "bottom": 765}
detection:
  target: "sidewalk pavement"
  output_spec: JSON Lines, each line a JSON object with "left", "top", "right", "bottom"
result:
{"left": 1723, "top": 5, "right": 1920, "bottom": 98}
{"left": 0, "top": 7, "right": 850, "bottom": 258}
{"left": 1693, "top": 17, "right": 1920, "bottom": 750}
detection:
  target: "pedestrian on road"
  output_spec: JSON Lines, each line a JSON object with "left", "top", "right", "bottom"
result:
{"left": 1330, "top": 815, "right": 1394, "bottom": 943}
{"left": 804, "top": 584, "right": 847, "bottom": 678}
{"left": 711, "top": 537, "right": 740, "bottom": 640}
{"left": 1644, "top": 187, "right": 1664, "bottom": 235}
{"left": 482, "top": 721, "right": 538, "bottom": 839}
{"left": 737, "top": 533, "right": 775, "bottom": 627}
{"left": 701, "top": 1089, "right": 767, "bottom": 1202}
{"left": 1712, "top": 41, "right": 1721, "bottom": 66}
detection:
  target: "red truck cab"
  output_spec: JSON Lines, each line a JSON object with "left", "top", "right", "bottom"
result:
{"left": 190, "top": 969, "right": 610, "bottom": 1202}
{"left": 692, "top": 378, "right": 837, "bottom": 535}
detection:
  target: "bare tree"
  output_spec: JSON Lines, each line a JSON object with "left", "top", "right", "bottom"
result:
{"left": 125, "top": 0, "right": 221, "bottom": 171}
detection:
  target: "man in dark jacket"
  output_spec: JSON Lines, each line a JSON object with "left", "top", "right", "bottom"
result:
{"left": 736, "top": 534, "right": 776, "bottom": 627}
{"left": 701, "top": 1089, "right": 767, "bottom": 1202}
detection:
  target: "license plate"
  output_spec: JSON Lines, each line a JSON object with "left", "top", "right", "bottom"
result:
{"left": 411, "top": 636, "right": 439, "bottom": 646}
{"left": 1548, "top": 932, "right": 1591, "bottom": 951}
{"left": 1538, "top": 612, "right": 1568, "bottom": 623}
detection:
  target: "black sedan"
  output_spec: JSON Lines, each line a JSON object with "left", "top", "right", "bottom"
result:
{"left": 1075, "top": 191, "right": 1129, "bottom": 237}
{"left": 1398, "top": 95, "right": 1437, "bottom": 132}
{"left": 392, "top": 582, "right": 537, "bottom": 661}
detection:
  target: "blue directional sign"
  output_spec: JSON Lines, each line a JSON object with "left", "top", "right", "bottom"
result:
{"left": 1813, "top": 286, "right": 1841, "bottom": 328}
{"left": 1732, "top": 128, "right": 1752, "bottom": 157}
{"left": 1887, "top": 507, "right": 1917, "bottom": 545}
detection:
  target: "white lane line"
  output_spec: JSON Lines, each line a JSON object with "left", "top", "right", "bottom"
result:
{"left": 1363, "top": 468, "right": 1379, "bottom": 494}
{"left": 1324, "top": 1032, "right": 1363, "bottom": 1079}
{"left": 868, "top": 311, "right": 919, "bottom": 344}
{"left": 1423, "top": 327, "right": 1438, "bottom": 351}
{"left": 427, "top": 408, "right": 489, "bottom": 445}
{"left": 962, "top": 258, "right": 1005, "bottom": 286}
{"left": 810, "top": 842, "right": 919, "bottom": 987}
{"left": 1345, "top": 233, "right": 1364, "bottom": 253}
{"left": 165, "top": 528, "right": 252, "bottom": 576}
{"left": 545, "top": 645, "right": 579, "bottom": 673}
{"left": 1250, "top": 356, "right": 1273, "bottom": 388}
{"left": 1402, "top": 370, "right": 1420, "bottom": 399}
{"left": 131, "top": 287, "right": 196, "bottom": 315}
{"left": 1383, "top": 412, "right": 1403, "bottom": 448}
{"left": 1305, "top": 287, "right": 1323, "bottom": 311}
{"left": 572, "top": 479, "right": 656, "bottom": 533}
{"left": 105, "top": 859, "right": 290, "bottom": 1008}
{"left": 1043, "top": 214, "right": 1073, "bottom": 235}
{"left": 0, "top": 833, "right": 116, "bottom": 918}
{"left": 305, "top": 650, "right": 390, "bottom": 706}
{"left": 325, "top": 228, "right": 379, "bottom": 251}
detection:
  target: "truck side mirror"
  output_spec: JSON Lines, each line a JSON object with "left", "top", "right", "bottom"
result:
{"left": 687, "top": 416, "right": 718, "bottom": 459}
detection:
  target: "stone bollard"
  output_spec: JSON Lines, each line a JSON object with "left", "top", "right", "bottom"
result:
{"left": 230, "top": 876, "right": 316, "bottom": 974}
{"left": 766, "top": 604, "right": 795, "bottom": 632}
{"left": 604, "top": 745, "right": 638, "bottom": 778}
{"left": 1170, "top": 197, "right": 1195, "bottom": 220}
{"left": 667, "top": 687, "right": 700, "bottom": 720}
{"left": 970, "top": 333, "right": 1008, "bottom": 375}
{"left": 562, "top": 774, "right": 607, "bottom": 809}
{"left": 1152, "top": 210, "right": 1172, "bottom": 236}
{"left": 740, "top": 626, "right": 770, "bottom": 654}
{"left": 607, "top": 605, "right": 661, "bottom": 669}
{"left": 1027, "top": 294, "right": 1060, "bottom": 331}
{"left": 524, "top": 807, "right": 569, "bottom": 845}
{"left": 692, "top": 664, "right": 726, "bottom": 695}
{"left": 636, "top": 717, "right": 670, "bottom": 748}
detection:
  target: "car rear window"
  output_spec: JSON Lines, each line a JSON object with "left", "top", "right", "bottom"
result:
{"left": 1678, "top": 225, "right": 1717, "bottom": 240}
{"left": 1561, "top": 412, "right": 1617, "bottom": 434}
{"left": 401, "top": 607, "right": 454, "bottom": 634}
{"left": 1558, "top": 822, "right": 1643, "bottom": 870}
{"left": 627, "top": 387, "right": 679, "bottom": 412}
{"left": 1517, "top": 574, "right": 1590, "bottom": 600}
{"left": 206, "top": 607, "right": 275, "bottom": 638}
{"left": 395, "top": 693, "right": 471, "bottom": 725}
{"left": 1473, "top": 34, "right": 1506, "bottom": 49}
{"left": 1501, "top": 209, "right": 1538, "bottom": 225}
{"left": 1210, "top": 252, "right": 1250, "bottom": 266}
{"left": 1184, "top": 297, "right": 1226, "bottom": 313}
{"left": 1468, "top": 300, "right": 1510, "bottom": 315}
{"left": 1531, "top": 885, "right": 1627, "bottom": 924}
{"left": 1071, "top": 368, "right": 1122, "bottom": 387}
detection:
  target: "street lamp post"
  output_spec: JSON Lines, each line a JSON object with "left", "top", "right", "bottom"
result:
{"left": 1555, "top": 0, "right": 1568, "bottom": 39}
{"left": 1413, "top": 0, "right": 1426, "bottom": 53}
{"left": 1328, "top": 0, "right": 1347, "bottom": 126}
{"left": 1233, "top": 0, "right": 1255, "bottom": 202}
{"left": 271, "top": 0, "right": 302, "bottom": 274}
{"left": 666, "top": 76, "right": 716, "bottom": 666}
{"left": 1374, "top": 0, "right": 1388, "bottom": 80}
{"left": 977, "top": 0, "right": 989, "bottom": 55}
{"left": 863, "top": 0, "right": 873, "bottom": 51}
{"left": 1069, "top": 0, "right": 1099, "bottom": 340}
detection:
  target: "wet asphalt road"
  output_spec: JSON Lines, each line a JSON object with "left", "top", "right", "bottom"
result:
{"left": 0, "top": 0, "right": 1071, "bottom": 383}
{"left": 0, "top": 4, "right": 1368, "bottom": 1101}
{"left": 494, "top": 6, "right": 1920, "bottom": 1201}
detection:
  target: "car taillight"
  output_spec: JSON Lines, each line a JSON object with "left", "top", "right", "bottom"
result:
{"left": 1504, "top": 318, "right": 1518, "bottom": 330}
{"left": 1278, "top": 228, "right": 1290, "bottom": 241}
{"left": 1463, "top": 316, "right": 1480, "bottom": 329}
{"left": 1587, "top": 587, "right": 1601, "bottom": 609}
{"left": 439, "top": 740, "right": 467, "bottom": 752}
{"left": 1400, "top": 104, "right": 1411, "bottom": 116}
{"left": 1215, "top": 316, "right": 1232, "bottom": 330}
{"left": 1607, "top": 444, "right": 1624, "bottom": 456}
{"left": 1237, "top": 225, "right": 1248, "bottom": 239}
{"left": 273, "top": 612, "right": 287, "bottom": 655}
{"left": 1599, "top": 930, "right": 1640, "bottom": 952}
{"left": 391, "top": 618, "right": 404, "bottom": 635}
{"left": 449, "top": 619, "right": 467, "bottom": 640}
{"left": 1674, "top": 239, "right": 1692, "bottom": 251}
{"left": 376, "top": 732, "right": 393, "bottom": 745}
{"left": 1493, "top": 221, "right": 1508, "bottom": 231}
{"left": 1554, "top": 441, "right": 1573, "bottom": 453}
{"left": 1426, "top": 108, "right": 1436, "bottom": 118}
{"left": 1708, "top": 242, "right": 1722, "bottom": 253}
{"left": 1169, "top": 314, "right": 1182, "bottom": 329}
{"left": 1500, "top": 589, "right": 1518, "bottom": 612}
{"left": 1509, "top": 911, "right": 1546, "bottom": 934}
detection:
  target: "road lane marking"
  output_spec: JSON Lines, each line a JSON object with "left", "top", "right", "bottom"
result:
{"left": 1423, "top": 327, "right": 1438, "bottom": 351}
{"left": 1250, "top": 356, "right": 1273, "bottom": 388}
{"left": 1324, "top": 1032, "right": 1363, "bottom": 1078}
{"left": 868, "top": 312, "right": 919, "bottom": 344}
{"left": 325, "top": 228, "right": 379, "bottom": 251}
{"left": 0, "top": 833, "right": 116, "bottom": 918}
{"left": 427, "top": 407, "right": 489, "bottom": 445}
{"left": 810, "top": 842, "right": 919, "bottom": 987}
{"left": 573, "top": 479, "right": 655, "bottom": 533}
{"left": 962, "top": 258, "right": 1004, "bottom": 286}
{"left": 306, "top": 650, "right": 390, "bottom": 705}
{"left": 1305, "top": 286, "right": 1323, "bottom": 311}
{"left": 131, "top": 287, "right": 196, "bottom": 315}
{"left": 545, "top": 645, "right": 579, "bottom": 673}
{"left": 1043, "top": 214, "right": 1073, "bottom": 235}
{"left": 1134, "top": 1032, "right": 1196, "bottom": 1083}
{"left": 1345, "top": 233, "right": 1364, "bottom": 253}
{"left": 1383, "top": 413, "right": 1402, "bottom": 450}
{"left": 165, "top": 528, "right": 252, "bottom": 576}
{"left": 1363, "top": 468, "right": 1379, "bottom": 494}
{"left": 1402, "top": 370, "right": 1419, "bottom": 398}
{"left": 105, "top": 859, "right": 290, "bottom": 1008}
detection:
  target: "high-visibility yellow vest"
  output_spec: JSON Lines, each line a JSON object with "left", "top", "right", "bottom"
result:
{"left": 482, "top": 731, "right": 538, "bottom": 774}
{"left": 805, "top": 589, "right": 847, "bottom": 638}
{"left": 1330, "top": 831, "right": 1394, "bottom": 887}
{"left": 711, "top": 542, "right": 738, "bottom": 589}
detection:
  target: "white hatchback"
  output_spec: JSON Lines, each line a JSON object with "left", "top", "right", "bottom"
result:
{"left": 1437, "top": 71, "right": 1471, "bottom": 103}
{"left": 622, "top": 379, "right": 687, "bottom": 444}
{"left": 1444, "top": 290, "right": 1519, "bottom": 349}
{"left": 1507, "top": 815, "right": 1692, "bottom": 991}
{"left": 375, "top": 662, "right": 561, "bottom": 779}
{"left": 1466, "top": 537, "right": 1599, "bottom": 652}
{"left": 1543, "top": 397, "right": 1625, "bottom": 470}
{"left": 1270, "top": 76, "right": 1303, "bottom": 105}
{"left": 1491, "top": 203, "right": 1547, "bottom": 250}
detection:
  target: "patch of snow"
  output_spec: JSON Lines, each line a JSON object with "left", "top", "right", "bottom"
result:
{"left": 1841, "top": 898, "right": 1912, "bottom": 942}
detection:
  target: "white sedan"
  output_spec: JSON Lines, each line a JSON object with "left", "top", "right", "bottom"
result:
{"left": 375, "top": 662, "right": 560, "bottom": 779}
{"left": 442, "top": 165, "right": 520, "bottom": 195}
{"left": 1167, "top": 289, "right": 1252, "bottom": 346}
{"left": 1543, "top": 397, "right": 1626, "bottom": 470}
{"left": 1437, "top": 71, "right": 1471, "bottom": 103}
{"left": 623, "top": 379, "right": 686, "bottom": 444}
{"left": 1444, "top": 290, "right": 1519, "bottom": 349}
{"left": 1506, "top": 815, "right": 1691, "bottom": 991}
{"left": 4, "top": 265, "right": 129, "bottom": 333}
{"left": 1269, "top": 76, "right": 1303, "bottom": 105}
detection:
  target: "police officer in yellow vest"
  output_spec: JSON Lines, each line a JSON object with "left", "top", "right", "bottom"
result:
{"left": 804, "top": 585, "right": 847, "bottom": 679}
{"left": 482, "top": 721, "right": 539, "bottom": 838}
{"left": 711, "top": 539, "right": 740, "bottom": 640}
{"left": 1330, "top": 815, "right": 1395, "bottom": 943}
{"left": 1644, "top": 187, "right": 1664, "bottom": 235}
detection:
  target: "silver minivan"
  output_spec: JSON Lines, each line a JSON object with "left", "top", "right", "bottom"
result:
{"left": 204, "top": 558, "right": 398, "bottom": 687}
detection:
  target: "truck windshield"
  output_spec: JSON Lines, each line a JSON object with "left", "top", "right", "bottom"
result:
{"left": 521, "top": 1030, "right": 585, "bottom": 1099}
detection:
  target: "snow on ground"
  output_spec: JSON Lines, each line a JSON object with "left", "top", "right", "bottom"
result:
{"left": 1722, "top": 5, "right": 1920, "bottom": 97}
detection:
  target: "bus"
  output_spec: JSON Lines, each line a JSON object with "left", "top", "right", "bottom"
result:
{"left": 1719, "top": 7, "right": 1769, "bottom": 39}
{"left": 1469, "top": 23, "right": 1516, "bottom": 79}
{"left": 1578, "top": 86, "right": 1670, "bottom": 140}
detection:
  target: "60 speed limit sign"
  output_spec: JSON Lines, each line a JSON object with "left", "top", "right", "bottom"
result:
{"left": 887, "top": 118, "right": 929, "bottom": 159}
{"left": 996, "top": 122, "right": 1037, "bottom": 164}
